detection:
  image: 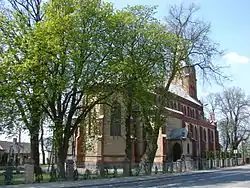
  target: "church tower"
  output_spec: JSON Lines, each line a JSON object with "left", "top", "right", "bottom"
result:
{"left": 183, "top": 66, "right": 197, "bottom": 99}
{"left": 172, "top": 64, "right": 198, "bottom": 99}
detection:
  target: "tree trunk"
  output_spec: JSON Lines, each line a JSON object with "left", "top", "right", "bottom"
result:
{"left": 30, "top": 132, "right": 40, "bottom": 177}
{"left": 138, "top": 128, "right": 159, "bottom": 175}
{"left": 140, "top": 139, "right": 158, "bottom": 175}
{"left": 56, "top": 134, "right": 70, "bottom": 180}
{"left": 40, "top": 126, "right": 46, "bottom": 165}
{"left": 124, "top": 95, "right": 133, "bottom": 176}
{"left": 57, "top": 145, "right": 68, "bottom": 179}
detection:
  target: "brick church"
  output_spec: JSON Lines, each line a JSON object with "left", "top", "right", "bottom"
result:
{"left": 73, "top": 66, "right": 220, "bottom": 165}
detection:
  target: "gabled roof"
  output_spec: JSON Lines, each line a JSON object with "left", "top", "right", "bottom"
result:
{"left": 169, "top": 84, "right": 201, "bottom": 106}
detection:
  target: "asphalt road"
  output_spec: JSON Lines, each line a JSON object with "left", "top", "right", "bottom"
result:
{"left": 94, "top": 165, "right": 250, "bottom": 188}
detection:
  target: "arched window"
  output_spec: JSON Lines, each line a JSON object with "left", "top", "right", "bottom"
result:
{"left": 189, "top": 124, "right": 193, "bottom": 138}
{"left": 178, "top": 103, "right": 181, "bottom": 111}
{"left": 203, "top": 129, "right": 207, "bottom": 141}
{"left": 195, "top": 127, "right": 198, "bottom": 140}
{"left": 200, "top": 127, "right": 203, "bottom": 140}
{"left": 184, "top": 106, "right": 187, "bottom": 115}
{"left": 208, "top": 129, "right": 211, "bottom": 142}
{"left": 173, "top": 102, "right": 177, "bottom": 109}
{"left": 110, "top": 101, "right": 121, "bottom": 136}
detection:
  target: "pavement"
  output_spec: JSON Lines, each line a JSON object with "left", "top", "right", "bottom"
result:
{"left": 98, "top": 165, "right": 250, "bottom": 188}
{"left": 2, "top": 165, "right": 250, "bottom": 188}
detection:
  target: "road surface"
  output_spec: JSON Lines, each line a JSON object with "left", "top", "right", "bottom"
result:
{"left": 95, "top": 165, "right": 250, "bottom": 188}
{"left": 4, "top": 165, "right": 250, "bottom": 188}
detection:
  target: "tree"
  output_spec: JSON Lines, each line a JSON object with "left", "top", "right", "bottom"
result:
{"left": 199, "top": 93, "right": 217, "bottom": 122}
{"left": 111, "top": 5, "right": 169, "bottom": 175}
{"left": 27, "top": 0, "right": 130, "bottom": 178}
{"left": 0, "top": 0, "right": 44, "bottom": 178}
{"left": 40, "top": 125, "right": 46, "bottom": 165}
{"left": 44, "top": 136, "right": 53, "bottom": 152}
{"left": 43, "top": 135, "right": 54, "bottom": 171}
{"left": 0, "top": 99, "right": 24, "bottom": 137}
{"left": 139, "top": 3, "right": 225, "bottom": 174}
{"left": 211, "top": 87, "right": 250, "bottom": 152}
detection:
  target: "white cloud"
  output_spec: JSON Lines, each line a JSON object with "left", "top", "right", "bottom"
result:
{"left": 222, "top": 52, "right": 249, "bottom": 64}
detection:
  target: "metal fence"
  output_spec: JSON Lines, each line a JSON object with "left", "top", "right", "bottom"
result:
{"left": 0, "top": 158, "right": 245, "bottom": 186}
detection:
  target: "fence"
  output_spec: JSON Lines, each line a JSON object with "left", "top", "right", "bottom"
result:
{"left": 0, "top": 158, "right": 245, "bottom": 186}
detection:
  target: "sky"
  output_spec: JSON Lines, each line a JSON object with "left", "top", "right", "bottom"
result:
{"left": 106, "top": 0, "right": 250, "bottom": 99}
{"left": 1, "top": 0, "right": 250, "bottom": 142}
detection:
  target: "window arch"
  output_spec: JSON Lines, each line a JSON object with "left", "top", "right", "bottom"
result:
{"left": 110, "top": 101, "right": 121, "bottom": 136}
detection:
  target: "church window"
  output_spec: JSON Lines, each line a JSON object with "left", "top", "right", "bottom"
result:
{"left": 110, "top": 101, "right": 121, "bottom": 136}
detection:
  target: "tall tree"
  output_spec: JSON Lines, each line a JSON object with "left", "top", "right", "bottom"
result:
{"left": 139, "top": 3, "right": 225, "bottom": 174}
{"left": 111, "top": 5, "right": 169, "bottom": 175}
{"left": 0, "top": 0, "right": 44, "bottom": 179}
{"left": 28, "top": 0, "right": 129, "bottom": 178}
{"left": 211, "top": 87, "right": 250, "bottom": 152}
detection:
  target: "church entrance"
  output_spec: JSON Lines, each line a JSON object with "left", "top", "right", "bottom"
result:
{"left": 173, "top": 143, "right": 182, "bottom": 162}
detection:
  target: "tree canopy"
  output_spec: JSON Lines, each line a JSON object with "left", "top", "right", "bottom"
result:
{"left": 207, "top": 87, "right": 250, "bottom": 152}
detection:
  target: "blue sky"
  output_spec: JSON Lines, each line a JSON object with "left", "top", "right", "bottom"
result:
{"left": 106, "top": 0, "right": 250, "bottom": 99}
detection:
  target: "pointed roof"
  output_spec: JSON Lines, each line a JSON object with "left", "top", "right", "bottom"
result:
{"left": 169, "top": 84, "right": 201, "bottom": 106}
